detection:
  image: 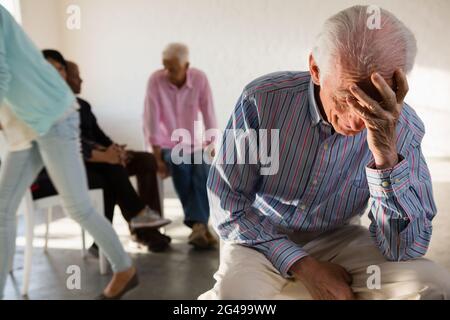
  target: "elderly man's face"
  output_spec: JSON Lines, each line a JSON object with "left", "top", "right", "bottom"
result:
{"left": 163, "top": 57, "right": 188, "bottom": 85}
{"left": 310, "top": 55, "right": 394, "bottom": 136}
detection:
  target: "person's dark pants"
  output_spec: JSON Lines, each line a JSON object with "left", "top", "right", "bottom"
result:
{"left": 32, "top": 151, "right": 162, "bottom": 222}
{"left": 161, "top": 149, "right": 210, "bottom": 227}
{"left": 125, "top": 151, "right": 162, "bottom": 215}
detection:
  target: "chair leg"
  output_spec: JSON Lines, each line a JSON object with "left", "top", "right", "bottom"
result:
{"left": 22, "top": 193, "right": 35, "bottom": 297}
{"left": 81, "top": 228, "right": 86, "bottom": 258}
{"left": 95, "top": 192, "right": 108, "bottom": 275}
{"left": 44, "top": 207, "right": 52, "bottom": 253}
{"left": 99, "top": 251, "right": 107, "bottom": 275}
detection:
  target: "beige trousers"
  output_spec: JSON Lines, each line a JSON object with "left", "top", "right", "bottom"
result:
{"left": 199, "top": 225, "right": 450, "bottom": 300}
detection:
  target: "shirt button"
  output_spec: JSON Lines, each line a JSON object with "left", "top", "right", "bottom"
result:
{"left": 381, "top": 181, "right": 391, "bottom": 187}
{"left": 323, "top": 144, "right": 329, "bottom": 150}
{"left": 312, "top": 179, "right": 318, "bottom": 185}
{"left": 394, "top": 178, "right": 401, "bottom": 183}
{"left": 300, "top": 204, "right": 306, "bottom": 210}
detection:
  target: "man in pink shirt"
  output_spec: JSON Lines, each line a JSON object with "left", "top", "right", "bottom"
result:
{"left": 143, "top": 43, "right": 218, "bottom": 249}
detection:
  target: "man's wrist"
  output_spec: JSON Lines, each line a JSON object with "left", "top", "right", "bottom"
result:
{"left": 289, "top": 255, "right": 314, "bottom": 279}
{"left": 373, "top": 151, "right": 399, "bottom": 170}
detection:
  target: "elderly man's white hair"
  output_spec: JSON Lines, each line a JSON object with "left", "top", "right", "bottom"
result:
{"left": 163, "top": 43, "right": 189, "bottom": 64}
{"left": 312, "top": 5, "right": 417, "bottom": 81}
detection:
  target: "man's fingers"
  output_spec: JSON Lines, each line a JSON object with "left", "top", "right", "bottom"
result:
{"left": 346, "top": 96, "right": 373, "bottom": 121}
{"left": 371, "top": 72, "right": 397, "bottom": 110}
{"left": 394, "top": 68, "right": 409, "bottom": 104}
{"left": 349, "top": 84, "right": 384, "bottom": 115}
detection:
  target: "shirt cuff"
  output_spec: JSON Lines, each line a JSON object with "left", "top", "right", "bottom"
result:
{"left": 267, "top": 238, "right": 308, "bottom": 278}
{"left": 365, "top": 155, "right": 410, "bottom": 198}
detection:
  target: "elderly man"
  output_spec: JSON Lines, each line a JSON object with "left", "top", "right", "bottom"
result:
{"left": 143, "top": 43, "right": 218, "bottom": 249}
{"left": 199, "top": 5, "right": 450, "bottom": 300}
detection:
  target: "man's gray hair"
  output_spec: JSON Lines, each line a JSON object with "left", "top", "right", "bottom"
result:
{"left": 312, "top": 5, "right": 417, "bottom": 81}
{"left": 162, "top": 43, "right": 189, "bottom": 64}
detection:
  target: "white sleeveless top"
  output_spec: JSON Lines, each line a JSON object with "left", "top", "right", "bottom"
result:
{"left": 0, "top": 103, "right": 37, "bottom": 152}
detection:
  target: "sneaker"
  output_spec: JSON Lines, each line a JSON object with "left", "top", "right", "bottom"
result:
{"left": 188, "top": 223, "right": 210, "bottom": 249}
{"left": 130, "top": 208, "right": 172, "bottom": 229}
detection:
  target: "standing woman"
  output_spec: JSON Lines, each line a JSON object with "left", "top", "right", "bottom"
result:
{"left": 0, "top": 5, "right": 137, "bottom": 299}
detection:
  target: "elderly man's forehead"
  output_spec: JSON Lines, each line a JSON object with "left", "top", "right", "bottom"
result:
{"left": 336, "top": 76, "right": 395, "bottom": 103}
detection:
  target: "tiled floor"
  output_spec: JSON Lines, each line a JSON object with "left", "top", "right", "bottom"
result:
{"left": 3, "top": 159, "right": 450, "bottom": 300}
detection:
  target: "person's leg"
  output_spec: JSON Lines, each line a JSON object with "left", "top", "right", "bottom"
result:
{"left": 124, "top": 151, "right": 171, "bottom": 251}
{"left": 125, "top": 151, "right": 161, "bottom": 214}
{"left": 191, "top": 154, "right": 211, "bottom": 226}
{"left": 162, "top": 149, "right": 195, "bottom": 225}
{"left": 35, "top": 112, "right": 132, "bottom": 276}
{"left": 198, "top": 242, "right": 290, "bottom": 299}
{"left": 328, "top": 226, "right": 450, "bottom": 300}
{"left": 0, "top": 145, "right": 44, "bottom": 299}
{"left": 278, "top": 225, "right": 450, "bottom": 300}
{"left": 85, "top": 162, "right": 144, "bottom": 222}
{"left": 85, "top": 166, "right": 116, "bottom": 223}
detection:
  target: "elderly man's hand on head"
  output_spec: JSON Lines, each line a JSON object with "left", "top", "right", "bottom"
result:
{"left": 346, "top": 68, "right": 409, "bottom": 169}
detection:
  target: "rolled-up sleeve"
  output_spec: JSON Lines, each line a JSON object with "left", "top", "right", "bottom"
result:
{"left": 208, "top": 92, "right": 308, "bottom": 277}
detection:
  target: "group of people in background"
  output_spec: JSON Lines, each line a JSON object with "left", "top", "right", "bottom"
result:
{"left": 0, "top": 4, "right": 216, "bottom": 299}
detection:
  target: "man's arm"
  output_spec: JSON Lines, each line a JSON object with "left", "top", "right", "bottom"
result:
{"left": 209, "top": 92, "right": 308, "bottom": 278}
{"left": 199, "top": 73, "right": 217, "bottom": 133}
{"left": 143, "top": 75, "right": 170, "bottom": 177}
{"left": 143, "top": 75, "right": 164, "bottom": 150}
{"left": 365, "top": 135, "right": 436, "bottom": 260}
{"left": 347, "top": 69, "right": 436, "bottom": 260}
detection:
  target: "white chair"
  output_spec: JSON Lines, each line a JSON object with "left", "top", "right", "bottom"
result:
{"left": 16, "top": 188, "right": 108, "bottom": 297}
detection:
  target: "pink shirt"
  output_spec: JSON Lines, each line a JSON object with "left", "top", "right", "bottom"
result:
{"left": 143, "top": 68, "right": 217, "bottom": 151}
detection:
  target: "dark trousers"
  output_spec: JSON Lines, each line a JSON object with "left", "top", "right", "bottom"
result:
{"left": 32, "top": 151, "right": 161, "bottom": 222}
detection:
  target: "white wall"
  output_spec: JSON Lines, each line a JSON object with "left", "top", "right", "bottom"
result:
{"left": 20, "top": 0, "right": 450, "bottom": 157}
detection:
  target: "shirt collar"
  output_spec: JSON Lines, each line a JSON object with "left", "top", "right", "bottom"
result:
{"left": 308, "top": 78, "right": 323, "bottom": 126}
{"left": 165, "top": 68, "right": 193, "bottom": 90}
{"left": 308, "top": 78, "right": 332, "bottom": 128}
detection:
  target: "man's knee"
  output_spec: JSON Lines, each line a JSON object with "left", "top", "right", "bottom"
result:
{"left": 367, "top": 259, "right": 450, "bottom": 300}
{"left": 128, "top": 151, "right": 157, "bottom": 172}
{"left": 216, "top": 270, "right": 258, "bottom": 299}
{"left": 208, "top": 244, "right": 285, "bottom": 299}
{"left": 405, "top": 259, "right": 450, "bottom": 299}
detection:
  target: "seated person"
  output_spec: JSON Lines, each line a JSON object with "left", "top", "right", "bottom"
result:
{"left": 200, "top": 6, "right": 450, "bottom": 300}
{"left": 33, "top": 50, "right": 171, "bottom": 253}
{"left": 143, "top": 43, "right": 218, "bottom": 249}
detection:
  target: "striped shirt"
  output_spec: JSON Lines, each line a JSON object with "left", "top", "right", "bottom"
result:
{"left": 207, "top": 71, "right": 436, "bottom": 277}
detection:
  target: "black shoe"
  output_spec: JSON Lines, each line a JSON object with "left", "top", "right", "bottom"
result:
{"left": 88, "top": 244, "right": 99, "bottom": 258}
{"left": 95, "top": 272, "right": 139, "bottom": 300}
{"left": 147, "top": 239, "right": 170, "bottom": 253}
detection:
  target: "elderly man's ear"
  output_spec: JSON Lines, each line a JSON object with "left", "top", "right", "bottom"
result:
{"left": 309, "top": 54, "right": 321, "bottom": 86}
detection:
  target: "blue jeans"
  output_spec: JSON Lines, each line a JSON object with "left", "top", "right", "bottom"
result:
{"left": 0, "top": 111, "right": 131, "bottom": 299}
{"left": 162, "top": 149, "right": 210, "bottom": 227}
